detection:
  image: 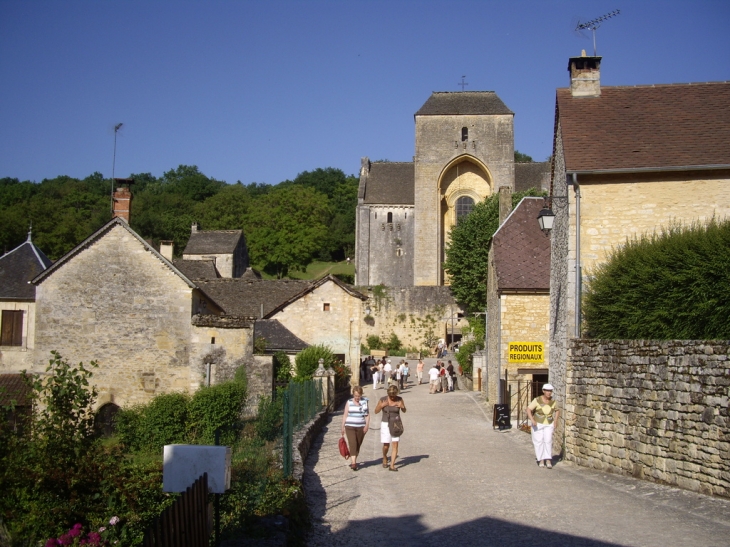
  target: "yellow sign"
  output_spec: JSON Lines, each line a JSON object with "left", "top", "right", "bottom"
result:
{"left": 508, "top": 342, "right": 544, "bottom": 363}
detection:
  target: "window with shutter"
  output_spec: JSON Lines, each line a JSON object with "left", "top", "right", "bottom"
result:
{"left": 1, "top": 310, "right": 24, "bottom": 346}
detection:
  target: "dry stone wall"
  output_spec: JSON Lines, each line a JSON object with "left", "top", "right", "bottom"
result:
{"left": 565, "top": 339, "right": 730, "bottom": 497}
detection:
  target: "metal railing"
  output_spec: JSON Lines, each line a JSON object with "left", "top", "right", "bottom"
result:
{"left": 280, "top": 379, "right": 323, "bottom": 476}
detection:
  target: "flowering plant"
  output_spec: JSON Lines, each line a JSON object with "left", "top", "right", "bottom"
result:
{"left": 45, "top": 517, "right": 120, "bottom": 546}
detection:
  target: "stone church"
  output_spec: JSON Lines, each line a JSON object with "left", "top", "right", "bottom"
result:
{"left": 355, "top": 91, "right": 549, "bottom": 288}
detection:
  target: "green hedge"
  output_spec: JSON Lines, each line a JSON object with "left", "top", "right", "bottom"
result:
{"left": 583, "top": 218, "right": 730, "bottom": 339}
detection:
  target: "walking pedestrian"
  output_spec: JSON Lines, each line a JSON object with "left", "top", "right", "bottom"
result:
{"left": 397, "top": 360, "right": 405, "bottom": 390}
{"left": 341, "top": 386, "right": 370, "bottom": 471}
{"left": 446, "top": 360, "right": 455, "bottom": 392}
{"left": 372, "top": 364, "right": 380, "bottom": 390}
{"left": 428, "top": 362, "right": 440, "bottom": 394}
{"left": 416, "top": 359, "right": 424, "bottom": 385}
{"left": 383, "top": 359, "right": 392, "bottom": 387}
{"left": 526, "top": 383, "right": 560, "bottom": 469}
{"left": 439, "top": 362, "right": 448, "bottom": 393}
{"left": 403, "top": 362, "right": 410, "bottom": 388}
{"left": 375, "top": 385, "right": 406, "bottom": 471}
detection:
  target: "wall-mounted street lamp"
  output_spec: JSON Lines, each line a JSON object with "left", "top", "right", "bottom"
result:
{"left": 537, "top": 205, "right": 556, "bottom": 233}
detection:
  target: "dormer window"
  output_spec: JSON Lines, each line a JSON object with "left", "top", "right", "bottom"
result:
{"left": 461, "top": 127, "right": 468, "bottom": 142}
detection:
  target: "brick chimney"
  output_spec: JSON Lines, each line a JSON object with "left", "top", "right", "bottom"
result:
{"left": 112, "top": 178, "right": 134, "bottom": 223}
{"left": 159, "top": 240, "right": 174, "bottom": 261}
{"left": 568, "top": 50, "right": 602, "bottom": 98}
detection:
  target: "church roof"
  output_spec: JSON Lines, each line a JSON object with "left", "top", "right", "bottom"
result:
{"left": 557, "top": 82, "right": 730, "bottom": 173}
{"left": 173, "top": 259, "right": 219, "bottom": 280}
{"left": 492, "top": 197, "right": 550, "bottom": 292}
{"left": 183, "top": 229, "right": 244, "bottom": 255}
{"left": 254, "top": 319, "right": 308, "bottom": 352}
{"left": 415, "top": 92, "right": 513, "bottom": 116}
{"left": 515, "top": 162, "right": 551, "bottom": 193}
{"left": 361, "top": 162, "right": 414, "bottom": 205}
{"left": 0, "top": 236, "right": 52, "bottom": 300}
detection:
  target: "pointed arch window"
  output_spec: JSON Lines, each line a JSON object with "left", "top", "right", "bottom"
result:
{"left": 455, "top": 196, "right": 475, "bottom": 224}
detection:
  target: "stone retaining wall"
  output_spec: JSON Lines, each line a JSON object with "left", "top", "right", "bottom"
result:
{"left": 565, "top": 340, "right": 730, "bottom": 497}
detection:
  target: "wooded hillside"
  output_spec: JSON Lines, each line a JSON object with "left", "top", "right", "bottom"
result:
{"left": 0, "top": 166, "right": 358, "bottom": 278}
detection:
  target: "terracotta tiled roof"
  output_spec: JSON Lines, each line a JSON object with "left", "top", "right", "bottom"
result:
{"left": 557, "top": 82, "right": 730, "bottom": 172}
{"left": 183, "top": 230, "right": 243, "bottom": 255}
{"left": 493, "top": 198, "right": 551, "bottom": 292}
{"left": 0, "top": 238, "right": 52, "bottom": 300}
{"left": 415, "top": 92, "right": 513, "bottom": 116}
{"left": 254, "top": 319, "right": 308, "bottom": 352}
{"left": 515, "top": 162, "right": 550, "bottom": 193}
{"left": 360, "top": 162, "right": 414, "bottom": 205}
{"left": 173, "top": 259, "right": 219, "bottom": 280}
{"left": 0, "top": 374, "right": 32, "bottom": 406}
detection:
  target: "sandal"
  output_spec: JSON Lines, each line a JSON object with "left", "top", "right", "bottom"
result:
{"left": 389, "top": 467, "right": 398, "bottom": 472}
{"left": 350, "top": 463, "right": 358, "bottom": 471}
{"left": 546, "top": 461, "right": 553, "bottom": 469}
{"left": 538, "top": 461, "right": 545, "bottom": 468}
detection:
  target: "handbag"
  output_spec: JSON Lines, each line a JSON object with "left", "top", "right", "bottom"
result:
{"left": 389, "top": 413, "right": 404, "bottom": 437}
{"left": 339, "top": 436, "right": 350, "bottom": 459}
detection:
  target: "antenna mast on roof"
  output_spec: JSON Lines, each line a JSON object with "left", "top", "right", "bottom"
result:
{"left": 458, "top": 75, "right": 469, "bottom": 91}
{"left": 575, "top": 9, "right": 620, "bottom": 56}
{"left": 110, "top": 123, "right": 123, "bottom": 214}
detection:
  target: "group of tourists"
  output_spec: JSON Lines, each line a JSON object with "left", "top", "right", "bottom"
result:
{"left": 427, "top": 360, "right": 457, "bottom": 394}
{"left": 365, "top": 357, "right": 412, "bottom": 391}
{"left": 344, "top": 358, "right": 560, "bottom": 472}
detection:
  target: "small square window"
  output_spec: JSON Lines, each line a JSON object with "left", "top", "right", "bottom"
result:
{"left": 323, "top": 303, "right": 331, "bottom": 311}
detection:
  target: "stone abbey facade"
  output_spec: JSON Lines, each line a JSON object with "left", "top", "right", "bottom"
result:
{"left": 355, "top": 91, "right": 549, "bottom": 288}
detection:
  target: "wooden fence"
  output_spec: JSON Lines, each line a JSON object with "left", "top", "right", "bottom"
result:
{"left": 142, "top": 472, "right": 210, "bottom": 547}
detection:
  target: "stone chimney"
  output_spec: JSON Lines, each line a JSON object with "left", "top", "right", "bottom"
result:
{"left": 568, "top": 50, "right": 602, "bottom": 98}
{"left": 191, "top": 223, "right": 198, "bottom": 234}
{"left": 112, "top": 178, "right": 134, "bottom": 223}
{"left": 159, "top": 240, "right": 174, "bottom": 262}
{"left": 498, "top": 186, "right": 512, "bottom": 225}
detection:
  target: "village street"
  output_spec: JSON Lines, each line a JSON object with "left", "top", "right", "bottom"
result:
{"left": 303, "top": 363, "right": 730, "bottom": 547}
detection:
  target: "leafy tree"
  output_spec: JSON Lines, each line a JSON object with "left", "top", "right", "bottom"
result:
{"left": 273, "top": 351, "right": 292, "bottom": 383}
{"left": 294, "top": 344, "right": 335, "bottom": 380}
{"left": 444, "top": 188, "right": 543, "bottom": 312}
{"left": 245, "top": 185, "right": 331, "bottom": 278}
{"left": 514, "top": 150, "right": 534, "bottom": 163}
{"left": 583, "top": 218, "right": 730, "bottom": 339}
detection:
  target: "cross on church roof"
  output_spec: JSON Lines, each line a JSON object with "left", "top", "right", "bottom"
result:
{"left": 458, "top": 75, "right": 469, "bottom": 91}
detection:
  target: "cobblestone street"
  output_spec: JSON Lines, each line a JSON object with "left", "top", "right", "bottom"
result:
{"left": 304, "top": 373, "right": 730, "bottom": 547}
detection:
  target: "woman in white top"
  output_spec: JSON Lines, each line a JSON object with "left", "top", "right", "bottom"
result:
{"left": 526, "top": 383, "right": 560, "bottom": 469}
{"left": 341, "top": 386, "right": 370, "bottom": 471}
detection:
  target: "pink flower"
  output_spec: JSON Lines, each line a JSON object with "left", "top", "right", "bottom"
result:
{"left": 44, "top": 540, "right": 58, "bottom": 547}
{"left": 87, "top": 532, "right": 102, "bottom": 545}
{"left": 98, "top": 527, "right": 106, "bottom": 533}
{"left": 109, "top": 516, "right": 120, "bottom": 526}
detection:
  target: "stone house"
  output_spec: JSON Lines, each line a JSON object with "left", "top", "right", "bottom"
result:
{"left": 0, "top": 230, "right": 52, "bottom": 371}
{"left": 485, "top": 196, "right": 551, "bottom": 405}
{"left": 355, "top": 91, "right": 550, "bottom": 288}
{"left": 548, "top": 53, "right": 730, "bottom": 439}
{"left": 197, "top": 275, "right": 367, "bottom": 384}
{"left": 29, "top": 217, "right": 257, "bottom": 411}
{"left": 174, "top": 223, "right": 249, "bottom": 278}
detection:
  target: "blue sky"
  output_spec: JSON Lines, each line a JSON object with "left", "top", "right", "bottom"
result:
{"left": 1, "top": 0, "right": 728, "bottom": 185}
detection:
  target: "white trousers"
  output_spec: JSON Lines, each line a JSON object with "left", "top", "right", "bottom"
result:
{"left": 531, "top": 423, "right": 554, "bottom": 461}
{"left": 372, "top": 371, "right": 379, "bottom": 390}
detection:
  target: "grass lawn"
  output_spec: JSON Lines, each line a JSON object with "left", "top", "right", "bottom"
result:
{"left": 258, "top": 260, "right": 355, "bottom": 281}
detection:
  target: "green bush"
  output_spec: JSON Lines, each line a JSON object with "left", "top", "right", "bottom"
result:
{"left": 188, "top": 382, "right": 247, "bottom": 445}
{"left": 136, "top": 393, "right": 190, "bottom": 451}
{"left": 584, "top": 218, "right": 730, "bottom": 339}
{"left": 366, "top": 335, "right": 382, "bottom": 350}
{"left": 294, "top": 344, "right": 334, "bottom": 380}
{"left": 273, "top": 351, "right": 292, "bottom": 383}
{"left": 455, "top": 340, "right": 479, "bottom": 375}
{"left": 385, "top": 333, "right": 402, "bottom": 352}
{"left": 254, "top": 396, "right": 283, "bottom": 441}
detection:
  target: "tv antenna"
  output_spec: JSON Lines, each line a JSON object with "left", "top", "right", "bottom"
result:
{"left": 110, "top": 122, "right": 123, "bottom": 214}
{"left": 575, "top": 9, "right": 620, "bottom": 56}
{"left": 458, "top": 75, "right": 469, "bottom": 91}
